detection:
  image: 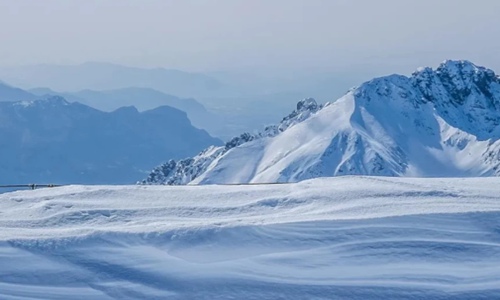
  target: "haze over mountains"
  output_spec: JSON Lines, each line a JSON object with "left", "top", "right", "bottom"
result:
{"left": 0, "top": 81, "right": 37, "bottom": 102}
{"left": 0, "top": 62, "right": 363, "bottom": 139}
{"left": 3, "top": 1, "right": 500, "bottom": 298}
{"left": 144, "top": 60, "right": 500, "bottom": 185}
{"left": 0, "top": 96, "right": 221, "bottom": 184}
{"left": 0, "top": 62, "right": 359, "bottom": 99}
{"left": 0, "top": 62, "right": 362, "bottom": 186}
{"left": 0, "top": 62, "right": 223, "bottom": 98}
{"left": 28, "top": 86, "right": 223, "bottom": 137}
{"left": 2, "top": 59, "right": 500, "bottom": 186}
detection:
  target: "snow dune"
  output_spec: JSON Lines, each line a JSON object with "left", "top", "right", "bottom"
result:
{"left": 1, "top": 176, "right": 500, "bottom": 299}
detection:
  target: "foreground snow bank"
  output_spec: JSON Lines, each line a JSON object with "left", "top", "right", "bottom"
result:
{"left": 1, "top": 177, "right": 500, "bottom": 299}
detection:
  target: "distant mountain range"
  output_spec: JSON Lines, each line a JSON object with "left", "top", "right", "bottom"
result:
{"left": 143, "top": 60, "right": 500, "bottom": 185}
{"left": 0, "top": 62, "right": 359, "bottom": 100}
{"left": 0, "top": 96, "right": 221, "bottom": 184}
{"left": 0, "top": 81, "right": 37, "bottom": 102}
{"left": 0, "top": 62, "right": 366, "bottom": 139}
{"left": 0, "top": 62, "right": 224, "bottom": 98}
{"left": 0, "top": 79, "right": 294, "bottom": 140}
{"left": 27, "top": 86, "right": 223, "bottom": 136}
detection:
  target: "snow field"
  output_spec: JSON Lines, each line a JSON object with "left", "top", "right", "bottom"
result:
{"left": 1, "top": 176, "right": 500, "bottom": 299}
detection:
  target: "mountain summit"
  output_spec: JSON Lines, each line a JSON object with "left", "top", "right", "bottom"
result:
{"left": 142, "top": 60, "right": 500, "bottom": 185}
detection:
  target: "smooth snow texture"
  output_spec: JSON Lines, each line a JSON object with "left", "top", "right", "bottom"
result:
{"left": 1, "top": 176, "right": 500, "bottom": 299}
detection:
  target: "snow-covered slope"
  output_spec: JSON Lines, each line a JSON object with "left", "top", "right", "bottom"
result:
{"left": 0, "top": 96, "right": 221, "bottom": 184}
{"left": 1, "top": 176, "right": 500, "bottom": 299}
{"left": 143, "top": 60, "right": 500, "bottom": 185}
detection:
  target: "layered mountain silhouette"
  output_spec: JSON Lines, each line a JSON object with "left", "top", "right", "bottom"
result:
{"left": 0, "top": 96, "right": 221, "bottom": 184}
{"left": 0, "top": 62, "right": 223, "bottom": 98}
{"left": 0, "top": 81, "right": 36, "bottom": 102}
{"left": 28, "top": 86, "right": 222, "bottom": 136}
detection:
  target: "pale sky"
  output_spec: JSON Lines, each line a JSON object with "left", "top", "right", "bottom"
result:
{"left": 1, "top": 0, "right": 499, "bottom": 74}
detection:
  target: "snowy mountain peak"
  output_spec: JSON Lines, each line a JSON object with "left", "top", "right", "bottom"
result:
{"left": 436, "top": 60, "right": 498, "bottom": 100}
{"left": 276, "top": 97, "right": 322, "bottom": 132}
{"left": 296, "top": 97, "right": 318, "bottom": 111}
{"left": 437, "top": 59, "right": 492, "bottom": 76}
{"left": 352, "top": 74, "right": 412, "bottom": 102}
{"left": 143, "top": 60, "right": 500, "bottom": 185}
{"left": 413, "top": 60, "right": 499, "bottom": 104}
{"left": 410, "top": 60, "right": 500, "bottom": 140}
{"left": 13, "top": 95, "right": 70, "bottom": 108}
{"left": 141, "top": 98, "right": 324, "bottom": 185}
{"left": 414, "top": 59, "right": 497, "bottom": 82}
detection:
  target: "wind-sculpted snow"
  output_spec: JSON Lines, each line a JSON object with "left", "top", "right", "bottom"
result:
{"left": 1, "top": 177, "right": 500, "bottom": 299}
{"left": 144, "top": 60, "right": 500, "bottom": 185}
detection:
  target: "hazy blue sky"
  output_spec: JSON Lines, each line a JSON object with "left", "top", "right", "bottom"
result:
{"left": 1, "top": 0, "right": 499, "bottom": 74}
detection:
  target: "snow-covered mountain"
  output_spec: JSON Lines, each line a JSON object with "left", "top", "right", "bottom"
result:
{"left": 143, "top": 60, "right": 500, "bottom": 185}
{"left": 0, "top": 96, "right": 221, "bottom": 184}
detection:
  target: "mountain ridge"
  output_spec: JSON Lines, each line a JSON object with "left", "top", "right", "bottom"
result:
{"left": 0, "top": 81, "right": 37, "bottom": 102}
{"left": 0, "top": 62, "right": 224, "bottom": 98}
{"left": 28, "top": 86, "right": 224, "bottom": 137}
{"left": 0, "top": 96, "right": 222, "bottom": 184}
{"left": 142, "top": 60, "right": 500, "bottom": 185}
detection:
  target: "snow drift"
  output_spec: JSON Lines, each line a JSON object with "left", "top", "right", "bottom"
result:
{"left": 143, "top": 60, "right": 500, "bottom": 185}
{"left": 1, "top": 177, "right": 500, "bottom": 299}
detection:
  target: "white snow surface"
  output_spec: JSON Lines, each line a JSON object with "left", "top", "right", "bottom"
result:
{"left": 1, "top": 176, "right": 500, "bottom": 299}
